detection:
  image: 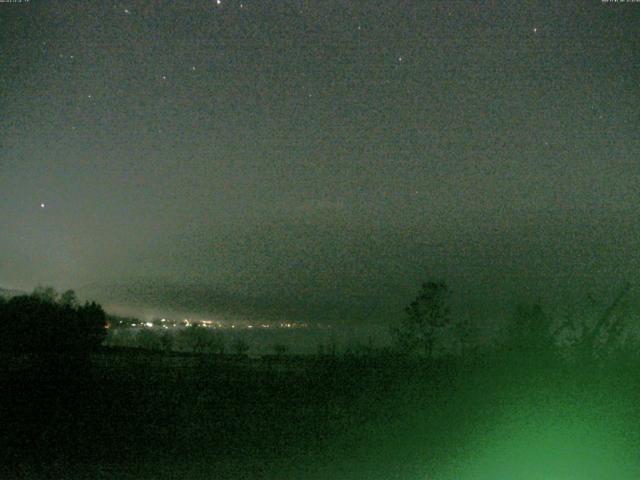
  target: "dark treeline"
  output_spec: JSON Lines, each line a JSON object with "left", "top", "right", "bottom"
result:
{"left": 1, "top": 282, "right": 639, "bottom": 479}
{"left": 0, "top": 287, "right": 107, "bottom": 355}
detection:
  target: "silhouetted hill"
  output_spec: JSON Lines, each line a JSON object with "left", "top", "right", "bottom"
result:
{"left": 77, "top": 278, "right": 302, "bottom": 321}
{"left": 76, "top": 277, "right": 376, "bottom": 325}
{"left": 0, "top": 287, "right": 26, "bottom": 299}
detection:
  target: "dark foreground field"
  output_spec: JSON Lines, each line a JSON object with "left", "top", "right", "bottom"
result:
{"left": 2, "top": 348, "right": 640, "bottom": 479}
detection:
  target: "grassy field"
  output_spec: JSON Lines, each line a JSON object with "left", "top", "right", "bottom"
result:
{"left": 2, "top": 347, "right": 640, "bottom": 479}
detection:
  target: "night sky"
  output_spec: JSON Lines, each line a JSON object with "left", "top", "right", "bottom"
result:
{"left": 2, "top": 1, "right": 639, "bottom": 325}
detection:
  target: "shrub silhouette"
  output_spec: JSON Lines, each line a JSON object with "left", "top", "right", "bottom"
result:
{"left": 175, "top": 325, "right": 225, "bottom": 354}
{"left": 231, "top": 335, "right": 250, "bottom": 355}
{"left": 136, "top": 328, "right": 163, "bottom": 351}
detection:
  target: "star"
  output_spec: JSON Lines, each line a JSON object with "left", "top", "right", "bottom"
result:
{"left": 533, "top": 27, "right": 538, "bottom": 33}
{"left": 40, "top": 203, "right": 46, "bottom": 208}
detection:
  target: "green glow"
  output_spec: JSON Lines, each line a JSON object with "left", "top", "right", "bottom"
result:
{"left": 437, "top": 392, "right": 639, "bottom": 479}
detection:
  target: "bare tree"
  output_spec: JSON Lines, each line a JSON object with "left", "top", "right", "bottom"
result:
{"left": 559, "top": 282, "right": 632, "bottom": 364}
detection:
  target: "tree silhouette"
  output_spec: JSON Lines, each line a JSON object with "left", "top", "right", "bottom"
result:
{"left": 59, "top": 290, "right": 79, "bottom": 308}
{"left": 32, "top": 285, "right": 58, "bottom": 303}
{"left": 0, "top": 288, "right": 107, "bottom": 355}
{"left": 392, "top": 281, "right": 451, "bottom": 358}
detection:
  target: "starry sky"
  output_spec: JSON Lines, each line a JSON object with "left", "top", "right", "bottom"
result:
{"left": 1, "top": 1, "right": 639, "bottom": 324}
